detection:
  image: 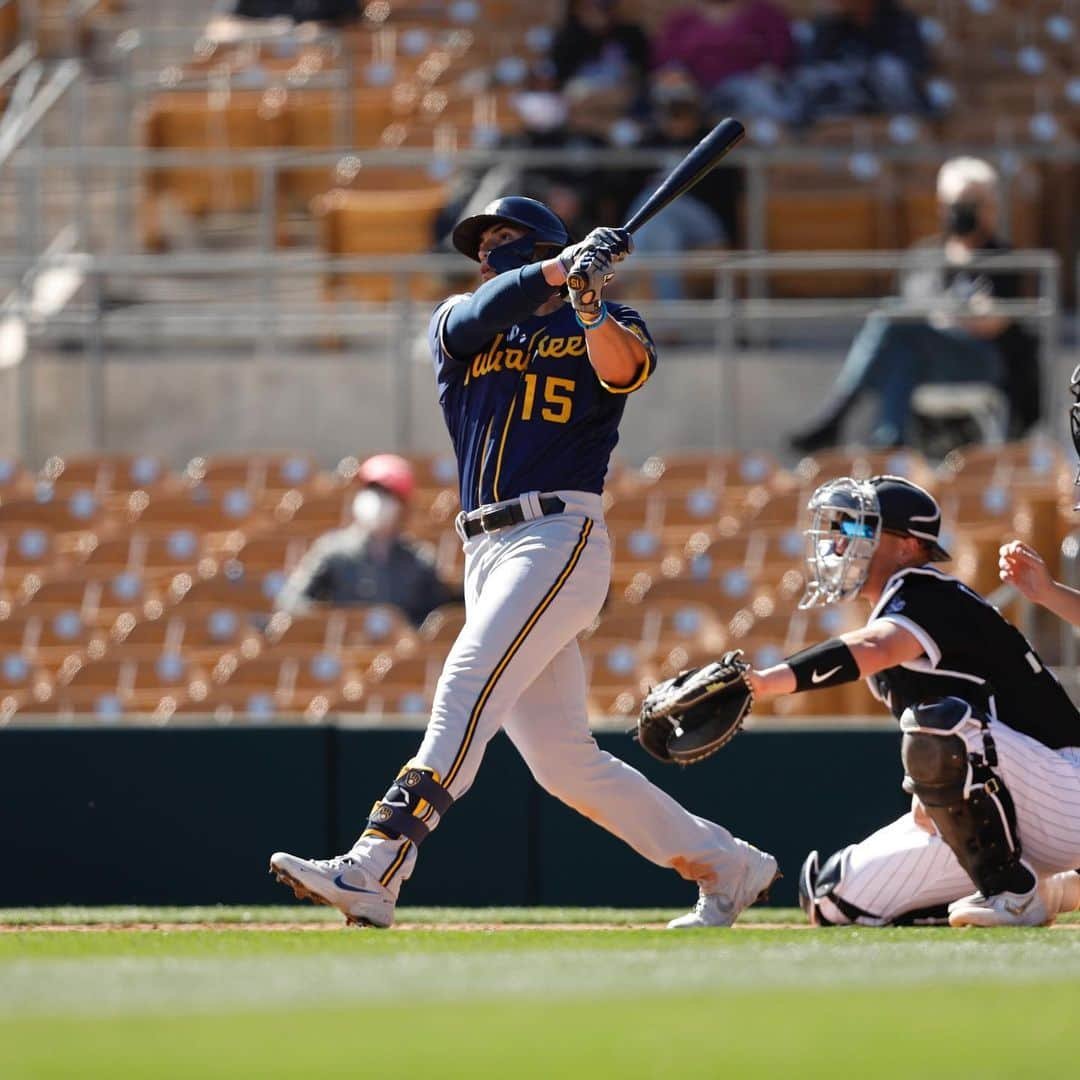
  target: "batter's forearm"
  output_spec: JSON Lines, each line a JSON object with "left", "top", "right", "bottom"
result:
{"left": 584, "top": 314, "right": 650, "bottom": 388}
{"left": 443, "top": 264, "right": 559, "bottom": 356}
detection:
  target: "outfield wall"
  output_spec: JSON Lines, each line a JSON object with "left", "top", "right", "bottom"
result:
{"left": 1, "top": 727, "right": 908, "bottom": 909}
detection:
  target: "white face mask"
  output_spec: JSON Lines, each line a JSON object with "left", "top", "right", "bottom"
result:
{"left": 352, "top": 488, "right": 402, "bottom": 535}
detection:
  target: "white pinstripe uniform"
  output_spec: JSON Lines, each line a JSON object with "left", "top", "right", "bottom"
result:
{"left": 815, "top": 565, "right": 1080, "bottom": 926}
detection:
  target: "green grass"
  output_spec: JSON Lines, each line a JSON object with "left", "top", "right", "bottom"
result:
{"left": 3, "top": 907, "right": 1080, "bottom": 1078}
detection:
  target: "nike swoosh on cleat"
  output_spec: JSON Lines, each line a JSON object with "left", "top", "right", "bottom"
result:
{"left": 1004, "top": 895, "right": 1035, "bottom": 917}
{"left": 333, "top": 874, "right": 380, "bottom": 895}
{"left": 811, "top": 665, "right": 842, "bottom": 684}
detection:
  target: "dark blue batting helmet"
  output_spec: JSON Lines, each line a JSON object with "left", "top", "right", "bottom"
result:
{"left": 451, "top": 196, "right": 569, "bottom": 269}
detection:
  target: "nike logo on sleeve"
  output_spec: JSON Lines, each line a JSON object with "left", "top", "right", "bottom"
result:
{"left": 811, "top": 666, "right": 842, "bottom": 684}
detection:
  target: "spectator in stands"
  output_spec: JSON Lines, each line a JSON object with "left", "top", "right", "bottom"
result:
{"left": 618, "top": 68, "right": 741, "bottom": 304}
{"left": 788, "top": 157, "right": 1039, "bottom": 452}
{"left": 435, "top": 59, "right": 624, "bottom": 247}
{"left": 275, "top": 454, "right": 456, "bottom": 626}
{"left": 652, "top": 0, "right": 794, "bottom": 98}
{"left": 714, "top": 0, "right": 929, "bottom": 128}
{"left": 550, "top": 0, "right": 651, "bottom": 118}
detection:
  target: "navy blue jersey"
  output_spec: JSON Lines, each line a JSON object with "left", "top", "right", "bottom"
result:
{"left": 430, "top": 296, "right": 656, "bottom": 512}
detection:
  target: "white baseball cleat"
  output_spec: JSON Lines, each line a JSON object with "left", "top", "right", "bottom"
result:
{"left": 667, "top": 841, "right": 779, "bottom": 929}
{"left": 947, "top": 885, "right": 1050, "bottom": 928}
{"left": 269, "top": 851, "right": 396, "bottom": 928}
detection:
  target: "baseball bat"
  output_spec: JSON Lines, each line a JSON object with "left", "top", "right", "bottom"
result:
{"left": 567, "top": 117, "right": 745, "bottom": 291}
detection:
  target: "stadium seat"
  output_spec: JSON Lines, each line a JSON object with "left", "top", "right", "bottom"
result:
{"left": 76, "top": 529, "right": 209, "bottom": 580}
{"left": 17, "top": 574, "right": 150, "bottom": 626}
{"left": 104, "top": 607, "right": 262, "bottom": 665}
{"left": 312, "top": 181, "right": 447, "bottom": 303}
{"left": 182, "top": 452, "right": 320, "bottom": 495}
{"left": 0, "top": 458, "right": 35, "bottom": 498}
{"left": 58, "top": 653, "right": 208, "bottom": 712}
{"left": 0, "top": 491, "right": 106, "bottom": 533}
{"left": 417, "top": 602, "right": 467, "bottom": 647}
{"left": 126, "top": 489, "right": 267, "bottom": 532}
{"left": 38, "top": 454, "right": 174, "bottom": 496}
{"left": 140, "top": 89, "right": 290, "bottom": 248}
{"left": 357, "top": 653, "right": 443, "bottom": 715}
{"left": 166, "top": 570, "right": 281, "bottom": 616}
{"left": 0, "top": 527, "right": 58, "bottom": 587}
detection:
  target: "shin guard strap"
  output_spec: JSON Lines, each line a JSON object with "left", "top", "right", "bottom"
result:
{"left": 367, "top": 802, "right": 432, "bottom": 845}
{"left": 364, "top": 766, "right": 454, "bottom": 847}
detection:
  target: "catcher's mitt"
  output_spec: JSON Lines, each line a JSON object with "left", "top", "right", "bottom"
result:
{"left": 636, "top": 651, "right": 754, "bottom": 766}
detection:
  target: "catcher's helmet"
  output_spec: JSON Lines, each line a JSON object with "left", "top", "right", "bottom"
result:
{"left": 871, "top": 475, "right": 950, "bottom": 562}
{"left": 451, "top": 196, "right": 569, "bottom": 268}
{"left": 799, "top": 474, "right": 949, "bottom": 608}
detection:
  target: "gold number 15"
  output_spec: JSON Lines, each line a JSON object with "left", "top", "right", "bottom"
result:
{"left": 521, "top": 374, "right": 575, "bottom": 424}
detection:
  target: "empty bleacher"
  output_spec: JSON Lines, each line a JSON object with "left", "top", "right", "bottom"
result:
{"left": 0, "top": 439, "right": 1072, "bottom": 724}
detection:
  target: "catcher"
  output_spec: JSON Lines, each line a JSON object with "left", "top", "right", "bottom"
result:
{"left": 639, "top": 474, "right": 1080, "bottom": 927}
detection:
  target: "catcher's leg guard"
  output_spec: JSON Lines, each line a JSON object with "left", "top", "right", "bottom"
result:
{"left": 799, "top": 848, "right": 874, "bottom": 926}
{"left": 900, "top": 698, "right": 1035, "bottom": 897}
{"left": 362, "top": 764, "right": 453, "bottom": 846}
{"left": 799, "top": 847, "right": 951, "bottom": 927}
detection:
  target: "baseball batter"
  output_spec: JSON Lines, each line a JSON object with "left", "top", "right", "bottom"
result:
{"left": 735, "top": 474, "right": 1080, "bottom": 927}
{"left": 271, "top": 196, "right": 776, "bottom": 928}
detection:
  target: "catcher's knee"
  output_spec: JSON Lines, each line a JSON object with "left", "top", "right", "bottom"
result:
{"left": 362, "top": 764, "right": 453, "bottom": 846}
{"left": 900, "top": 698, "right": 1031, "bottom": 896}
{"left": 899, "top": 698, "right": 970, "bottom": 807}
{"left": 798, "top": 848, "right": 875, "bottom": 926}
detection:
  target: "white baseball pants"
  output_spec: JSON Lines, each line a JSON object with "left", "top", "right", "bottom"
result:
{"left": 818, "top": 719, "right": 1080, "bottom": 925}
{"left": 351, "top": 491, "right": 751, "bottom": 896}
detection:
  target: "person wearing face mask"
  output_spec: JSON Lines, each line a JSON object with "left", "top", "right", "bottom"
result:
{"left": 274, "top": 454, "right": 456, "bottom": 627}
{"left": 788, "top": 157, "right": 1039, "bottom": 452}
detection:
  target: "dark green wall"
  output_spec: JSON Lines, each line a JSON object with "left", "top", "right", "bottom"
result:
{"left": 1, "top": 726, "right": 907, "bottom": 908}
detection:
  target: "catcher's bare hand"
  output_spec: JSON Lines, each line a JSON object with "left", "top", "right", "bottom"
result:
{"left": 635, "top": 651, "right": 754, "bottom": 766}
{"left": 999, "top": 540, "right": 1054, "bottom": 604}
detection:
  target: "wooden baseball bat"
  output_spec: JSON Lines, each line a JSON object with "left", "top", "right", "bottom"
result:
{"left": 567, "top": 117, "right": 746, "bottom": 292}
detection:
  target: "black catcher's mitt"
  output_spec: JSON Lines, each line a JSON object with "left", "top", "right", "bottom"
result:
{"left": 636, "top": 651, "right": 754, "bottom": 766}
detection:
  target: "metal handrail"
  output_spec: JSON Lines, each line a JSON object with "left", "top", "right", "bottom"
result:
{"left": 11, "top": 143, "right": 1080, "bottom": 168}
{"left": 0, "top": 249, "right": 1060, "bottom": 275}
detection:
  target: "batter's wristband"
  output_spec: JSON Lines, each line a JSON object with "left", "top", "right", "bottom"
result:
{"left": 786, "top": 638, "right": 860, "bottom": 692}
{"left": 576, "top": 302, "right": 608, "bottom": 330}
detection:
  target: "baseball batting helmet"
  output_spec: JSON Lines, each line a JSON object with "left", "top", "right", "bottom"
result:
{"left": 356, "top": 453, "right": 415, "bottom": 503}
{"left": 451, "top": 196, "right": 569, "bottom": 270}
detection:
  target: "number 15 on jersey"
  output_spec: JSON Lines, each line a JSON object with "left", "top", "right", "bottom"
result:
{"left": 521, "top": 374, "right": 575, "bottom": 424}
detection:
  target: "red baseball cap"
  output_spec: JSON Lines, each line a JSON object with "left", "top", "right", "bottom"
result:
{"left": 356, "top": 454, "right": 415, "bottom": 502}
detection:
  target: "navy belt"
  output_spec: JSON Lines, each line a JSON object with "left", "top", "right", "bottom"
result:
{"left": 457, "top": 495, "right": 566, "bottom": 539}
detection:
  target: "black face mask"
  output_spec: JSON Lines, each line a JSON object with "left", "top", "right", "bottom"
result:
{"left": 944, "top": 201, "right": 980, "bottom": 237}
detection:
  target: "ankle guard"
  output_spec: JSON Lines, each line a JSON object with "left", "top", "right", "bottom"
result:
{"left": 364, "top": 765, "right": 453, "bottom": 846}
{"left": 901, "top": 697, "right": 1033, "bottom": 897}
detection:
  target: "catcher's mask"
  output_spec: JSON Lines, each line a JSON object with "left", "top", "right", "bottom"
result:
{"left": 800, "top": 474, "right": 950, "bottom": 608}
{"left": 799, "top": 477, "right": 882, "bottom": 608}
{"left": 451, "top": 195, "right": 569, "bottom": 274}
{"left": 1070, "top": 362, "right": 1080, "bottom": 507}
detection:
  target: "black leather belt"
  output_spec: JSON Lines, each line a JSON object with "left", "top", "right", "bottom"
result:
{"left": 458, "top": 495, "right": 566, "bottom": 538}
